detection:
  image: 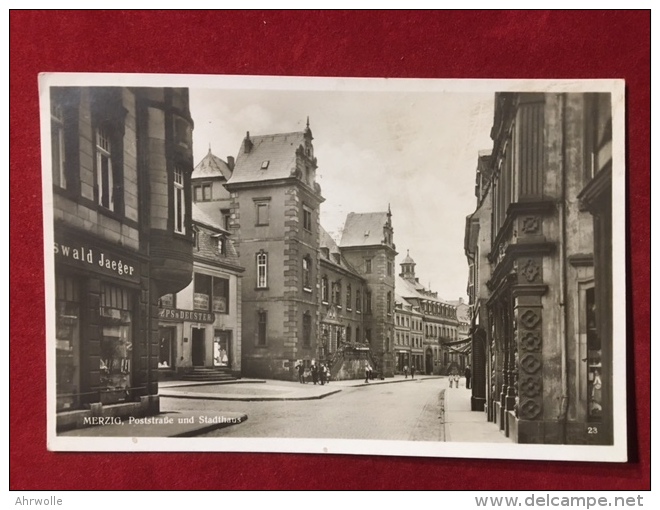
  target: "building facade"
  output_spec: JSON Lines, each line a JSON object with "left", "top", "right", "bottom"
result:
{"left": 157, "top": 204, "right": 244, "bottom": 378}
{"left": 215, "top": 122, "right": 396, "bottom": 380}
{"left": 51, "top": 86, "right": 194, "bottom": 430}
{"left": 465, "top": 92, "right": 613, "bottom": 444}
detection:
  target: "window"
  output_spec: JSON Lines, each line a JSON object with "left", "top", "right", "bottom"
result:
{"left": 387, "top": 260, "right": 393, "bottom": 276}
{"left": 96, "top": 126, "right": 115, "bottom": 211}
{"left": 303, "top": 206, "right": 313, "bottom": 232}
{"left": 333, "top": 281, "right": 342, "bottom": 307}
{"left": 51, "top": 98, "right": 66, "bottom": 189}
{"left": 55, "top": 275, "right": 80, "bottom": 411}
{"left": 173, "top": 166, "right": 186, "bottom": 234}
{"left": 346, "top": 325, "right": 352, "bottom": 343}
{"left": 158, "top": 294, "right": 175, "bottom": 308}
{"left": 174, "top": 115, "right": 191, "bottom": 149}
{"left": 213, "top": 277, "right": 229, "bottom": 314}
{"left": 221, "top": 209, "right": 231, "bottom": 230}
{"left": 99, "top": 284, "right": 133, "bottom": 402}
{"left": 356, "top": 326, "right": 360, "bottom": 343}
{"left": 216, "top": 236, "right": 226, "bottom": 256}
{"left": 356, "top": 289, "right": 362, "bottom": 312}
{"left": 260, "top": 160, "right": 270, "bottom": 170}
{"left": 365, "top": 259, "right": 372, "bottom": 274}
{"left": 194, "top": 184, "right": 212, "bottom": 202}
{"left": 255, "top": 200, "right": 270, "bottom": 226}
{"left": 365, "top": 291, "right": 372, "bottom": 314}
{"left": 303, "top": 312, "right": 312, "bottom": 347}
{"left": 194, "top": 273, "right": 212, "bottom": 310}
{"left": 346, "top": 284, "right": 352, "bottom": 310}
{"left": 256, "top": 251, "right": 268, "bottom": 289}
{"left": 192, "top": 227, "right": 199, "bottom": 250}
{"left": 321, "top": 276, "right": 329, "bottom": 303}
{"left": 387, "top": 291, "right": 392, "bottom": 314}
{"left": 366, "top": 329, "right": 372, "bottom": 344}
{"left": 257, "top": 310, "right": 268, "bottom": 345}
{"left": 302, "top": 256, "right": 312, "bottom": 291}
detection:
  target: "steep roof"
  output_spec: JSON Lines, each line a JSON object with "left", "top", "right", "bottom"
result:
{"left": 226, "top": 131, "right": 305, "bottom": 186}
{"left": 320, "top": 225, "right": 362, "bottom": 277}
{"left": 192, "top": 203, "right": 227, "bottom": 234}
{"left": 339, "top": 212, "right": 389, "bottom": 248}
{"left": 396, "top": 275, "right": 451, "bottom": 305}
{"left": 192, "top": 148, "right": 232, "bottom": 180}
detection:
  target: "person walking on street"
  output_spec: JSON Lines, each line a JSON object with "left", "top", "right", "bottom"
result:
{"left": 365, "top": 364, "right": 372, "bottom": 383}
{"left": 319, "top": 363, "right": 326, "bottom": 385}
{"left": 296, "top": 362, "right": 305, "bottom": 384}
{"left": 410, "top": 365, "right": 415, "bottom": 379}
{"left": 464, "top": 365, "right": 472, "bottom": 389}
{"left": 403, "top": 365, "right": 409, "bottom": 379}
{"left": 311, "top": 362, "right": 319, "bottom": 385}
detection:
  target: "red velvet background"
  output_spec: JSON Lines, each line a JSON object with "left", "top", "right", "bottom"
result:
{"left": 9, "top": 10, "right": 650, "bottom": 490}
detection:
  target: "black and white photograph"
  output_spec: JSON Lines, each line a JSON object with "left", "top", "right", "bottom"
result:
{"left": 41, "top": 74, "right": 625, "bottom": 461}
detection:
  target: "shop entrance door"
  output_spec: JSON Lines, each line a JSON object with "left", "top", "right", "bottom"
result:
{"left": 191, "top": 327, "right": 205, "bottom": 366}
{"left": 214, "top": 330, "right": 232, "bottom": 367}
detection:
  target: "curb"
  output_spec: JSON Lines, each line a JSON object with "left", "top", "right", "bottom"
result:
{"left": 160, "top": 389, "right": 343, "bottom": 402}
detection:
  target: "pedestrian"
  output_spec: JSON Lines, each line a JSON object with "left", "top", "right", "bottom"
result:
{"left": 365, "top": 364, "right": 371, "bottom": 383}
{"left": 324, "top": 364, "right": 330, "bottom": 384}
{"left": 464, "top": 364, "right": 472, "bottom": 389}
{"left": 296, "top": 362, "right": 305, "bottom": 384}
{"left": 319, "top": 363, "right": 326, "bottom": 385}
{"left": 403, "top": 365, "right": 409, "bottom": 379}
{"left": 311, "top": 362, "right": 319, "bottom": 385}
{"left": 410, "top": 365, "right": 415, "bottom": 379}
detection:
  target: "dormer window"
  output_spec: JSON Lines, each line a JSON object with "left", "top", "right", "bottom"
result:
{"left": 261, "top": 160, "right": 270, "bottom": 170}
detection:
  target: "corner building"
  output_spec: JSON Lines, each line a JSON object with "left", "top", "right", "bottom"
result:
{"left": 465, "top": 92, "right": 613, "bottom": 444}
{"left": 224, "top": 123, "right": 396, "bottom": 380}
{"left": 51, "top": 87, "right": 194, "bottom": 430}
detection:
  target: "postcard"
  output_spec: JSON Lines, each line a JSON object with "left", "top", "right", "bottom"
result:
{"left": 40, "top": 73, "right": 626, "bottom": 461}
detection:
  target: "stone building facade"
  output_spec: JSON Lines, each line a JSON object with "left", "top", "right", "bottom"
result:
{"left": 50, "top": 86, "right": 194, "bottom": 430}
{"left": 465, "top": 92, "right": 613, "bottom": 444}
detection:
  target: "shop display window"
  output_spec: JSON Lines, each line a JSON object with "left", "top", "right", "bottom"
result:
{"left": 99, "top": 284, "right": 133, "bottom": 403}
{"left": 56, "top": 275, "right": 80, "bottom": 411}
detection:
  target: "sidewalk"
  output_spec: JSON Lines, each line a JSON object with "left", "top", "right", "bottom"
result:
{"left": 442, "top": 384, "right": 512, "bottom": 443}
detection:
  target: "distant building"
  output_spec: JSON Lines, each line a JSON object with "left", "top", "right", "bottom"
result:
{"left": 51, "top": 86, "right": 194, "bottom": 430}
{"left": 395, "top": 252, "right": 460, "bottom": 375}
{"left": 465, "top": 92, "right": 613, "bottom": 444}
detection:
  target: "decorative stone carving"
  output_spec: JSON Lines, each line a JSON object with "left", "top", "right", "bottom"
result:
{"left": 520, "top": 353, "right": 541, "bottom": 374}
{"left": 520, "top": 376, "right": 542, "bottom": 397}
{"left": 520, "top": 331, "right": 541, "bottom": 351}
{"left": 521, "top": 258, "right": 540, "bottom": 282}
{"left": 521, "top": 216, "right": 540, "bottom": 234}
{"left": 520, "top": 309, "right": 541, "bottom": 329}
{"left": 520, "top": 398, "right": 542, "bottom": 420}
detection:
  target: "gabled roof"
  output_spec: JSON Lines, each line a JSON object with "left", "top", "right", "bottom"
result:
{"left": 192, "top": 203, "right": 227, "bottom": 234}
{"left": 339, "top": 212, "right": 389, "bottom": 248}
{"left": 320, "top": 225, "right": 362, "bottom": 277}
{"left": 226, "top": 131, "right": 305, "bottom": 186}
{"left": 192, "top": 149, "right": 232, "bottom": 180}
{"left": 396, "top": 275, "right": 451, "bottom": 305}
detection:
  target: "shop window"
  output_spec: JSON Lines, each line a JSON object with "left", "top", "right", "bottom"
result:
{"left": 99, "top": 284, "right": 133, "bottom": 403}
{"left": 55, "top": 275, "right": 80, "bottom": 411}
{"left": 158, "top": 327, "right": 175, "bottom": 369}
{"left": 586, "top": 287, "right": 602, "bottom": 421}
{"left": 173, "top": 165, "right": 186, "bottom": 234}
{"left": 302, "top": 312, "right": 312, "bottom": 347}
{"left": 214, "top": 330, "right": 231, "bottom": 367}
{"left": 256, "top": 251, "right": 268, "bottom": 288}
{"left": 257, "top": 310, "right": 268, "bottom": 346}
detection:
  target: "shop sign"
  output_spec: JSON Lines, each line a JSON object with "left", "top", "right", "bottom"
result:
{"left": 159, "top": 308, "right": 216, "bottom": 323}
{"left": 54, "top": 239, "right": 140, "bottom": 283}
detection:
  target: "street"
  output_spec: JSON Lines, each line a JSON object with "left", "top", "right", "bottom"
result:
{"left": 161, "top": 377, "right": 448, "bottom": 441}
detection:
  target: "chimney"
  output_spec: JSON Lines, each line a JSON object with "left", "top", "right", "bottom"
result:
{"left": 227, "top": 156, "right": 235, "bottom": 171}
{"left": 244, "top": 131, "right": 253, "bottom": 153}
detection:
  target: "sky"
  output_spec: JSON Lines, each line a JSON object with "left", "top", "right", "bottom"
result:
{"left": 189, "top": 81, "right": 495, "bottom": 301}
